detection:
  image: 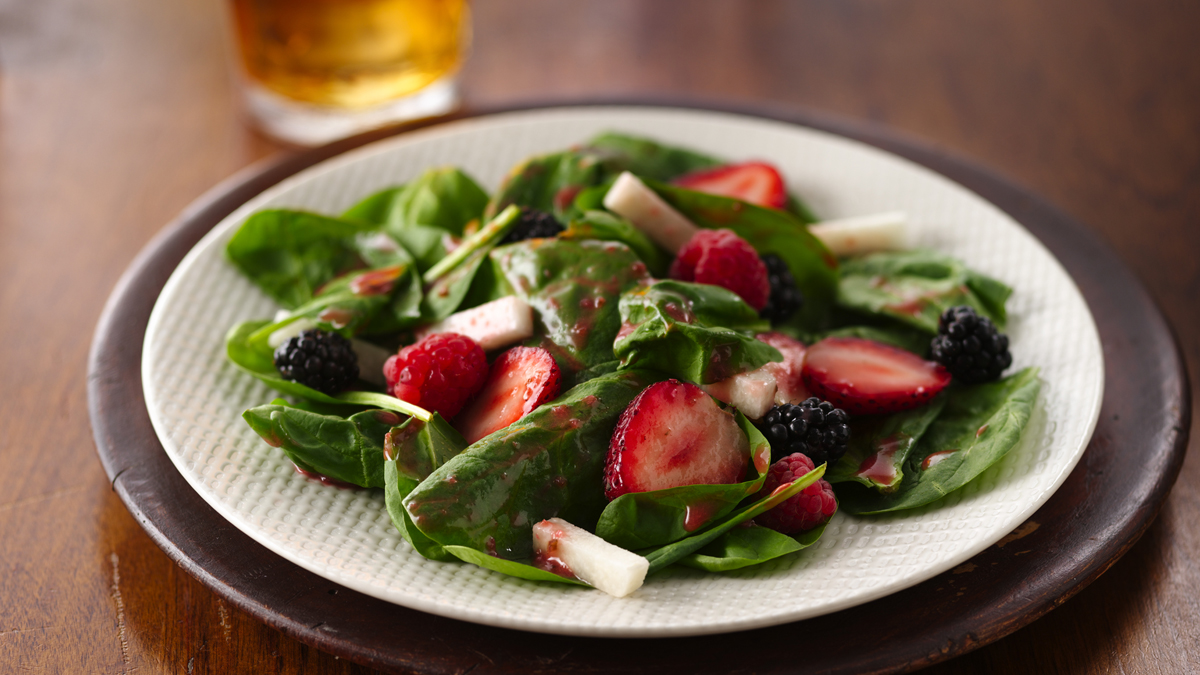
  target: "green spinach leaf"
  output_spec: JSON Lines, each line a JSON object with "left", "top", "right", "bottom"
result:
{"left": 342, "top": 187, "right": 403, "bottom": 225}
{"left": 584, "top": 131, "right": 720, "bottom": 182}
{"left": 825, "top": 397, "right": 947, "bottom": 491}
{"left": 836, "top": 367, "right": 1041, "bottom": 514}
{"left": 678, "top": 522, "right": 826, "bottom": 572}
{"left": 384, "top": 167, "right": 488, "bottom": 237}
{"left": 442, "top": 545, "right": 588, "bottom": 586}
{"left": 837, "top": 250, "right": 1012, "bottom": 333}
{"left": 402, "top": 369, "right": 660, "bottom": 560}
{"left": 642, "top": 464, "right": 825, "bottom": 574}
{"left": 242, "top": 405, "right": 405, "bottom": 488}
{"left": 560, "top": 210, "right": 671, "bottom": 277}
{"left": 225, "top": 210, "right": 376, "bottom": 309}
{"left": 484, "top": 150, "right": 608, "bottom": 222}
{"left": 420, "top": 205, "right": 521, "bottom": 320}
{"left": 613, "top": 280, "right": 778, "bottom": 384}
{"left": 492, "top": 238, "right": 651, "bottom": 376}
{"left": 383, "top": 414, "right": 468, "bottom": 562}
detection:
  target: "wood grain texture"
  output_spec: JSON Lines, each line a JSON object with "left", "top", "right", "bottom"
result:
{"left": 3, "top": 0, "right": 1198, "bottom": 672}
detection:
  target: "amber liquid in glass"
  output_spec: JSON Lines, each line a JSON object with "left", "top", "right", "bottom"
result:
{"left": 230, "top": 0, "right": 467, "bottom": 110}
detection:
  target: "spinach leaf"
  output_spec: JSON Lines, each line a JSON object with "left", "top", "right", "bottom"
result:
{"left": 384, "top": 414, "right": 468, "bottom": 484}
{"left": 384, "top": 167, "right": 489, "bottom": 237}
{"left": 383, "top": 414, "right": 468, "bottom": 562}
{"left": 420, "top": 205, "right": 521, "bottom": 320}
{"left": 836, "top": 367, "right": 1041, "bottom": 514}
{"left": 642, "top": 464, "right": 825, "bottom": 574}
{"left": 596, "top": 413, "right": 772, "bottom": 550}
{"left": 584, "top": 131, "right": 721, "bottom": 181}
{"left": 613, "top": 280, "right": 779, "bottom": 384}
{"left": 560, "top": 210, "right": 671, "bottom": 277}
{"left": 242, "top": 405, "right": 405, "bottom": 488}
{"left": 647, "top": 181, "right": 839, "bottom": 331}
{"left": 402, "top": 369, "right": 660, "bottom": 560}
{"left": 492, "top": 238, "right": 651, "bottom": 376}
{"left": 825, "top": 397, "right": 947, "bottom": 491}
{"left": 484, "top": 150, "right": 608, "bottom": 222}
{"left": 342, "top": 187, "right": 403, "bottom": 225}
{"left": 442, "top": 546, "right": 588, "bottom": 586}
{"left": 837, "top": 250, "right": 1012, "bottom": 333}
{"left": 584, "top": 132, "right": 818, "bottom": 222}
{"left": 678, "top": 522, "right": 826, "bottom": 572}
{"left": 225, "top": 210, "right": 376, "bottom": 309}
{"left": 386, "top": 462, "right": 454, "bottom": 561}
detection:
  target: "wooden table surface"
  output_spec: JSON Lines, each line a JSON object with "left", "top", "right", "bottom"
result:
{"left": 3, "top": 1, "right": 1198, "bottom": 672}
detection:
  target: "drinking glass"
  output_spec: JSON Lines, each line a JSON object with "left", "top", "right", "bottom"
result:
{"left": 227, "top": 0, "right": 469, "bottom": 145}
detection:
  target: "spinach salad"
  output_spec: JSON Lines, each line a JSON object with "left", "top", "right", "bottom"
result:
{"left": 223, "top": 132, "right": 1040, "bottom": 597}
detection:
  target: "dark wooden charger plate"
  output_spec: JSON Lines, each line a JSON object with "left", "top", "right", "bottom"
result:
{"left": 89, "top": 102, "right": 1190, "bottom": 674}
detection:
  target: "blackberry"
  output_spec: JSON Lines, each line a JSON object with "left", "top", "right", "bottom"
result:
{"left": 929, "top": 306, "right": 1012, "bottom": 383}
{"left": 274, "top": 329, "right": 359, "bottom": 394}
{"left": 758, "top": 398, "right": 850, "bottom": 467}
{"left": 499, "top": 208, "right": 565, "bottom": 245}
{"left": 759, "top": 254, "right": 804, "bottom": 323}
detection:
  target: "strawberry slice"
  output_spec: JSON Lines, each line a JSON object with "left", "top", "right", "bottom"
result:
{"left": 457, "top": 346, "right": 562, "bottom": 444}
{"left": 801, "top": 337, "right": 950, "bottom": 415}
{"left": 672, "top": 161, "right": 789, "bottom": 209}
{"left": 605, "top": 380, "right": 749, "bottom": 500}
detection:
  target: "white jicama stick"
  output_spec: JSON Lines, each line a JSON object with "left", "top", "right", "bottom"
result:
{"left": 703, "top": 368, "right": 779, "bottom": 420}
{"left": 415, "top": 296, "right": 534, "bottom": 351}
{"left": 349, "top": 338, "right": 391, "bottom": 388}
{"left": 809, "top": 211, "right": 908, "bottom": 257}
{"left": 603, "top": 171, "right": 699, "bottom": 253}
{"left": 267, "top": 317, "right": 317, "bottom": 348}
{"left": 533, "top": 518, "right": 649, "bottom": 598}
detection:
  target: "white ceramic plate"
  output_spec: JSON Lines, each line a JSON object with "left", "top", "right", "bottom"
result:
{"left": 142, "top": 106, "right": 1103, "bottom": 637}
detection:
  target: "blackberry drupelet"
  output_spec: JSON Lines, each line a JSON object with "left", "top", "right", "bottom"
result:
{"left": 499, "top": 208, "right": 565, "bottom": 245}
{"left": 758, "top": 397, "right": 850, "bottom": 467}
{"left": 929, "top": 306, "right": 1012, "bottom": 383}
{"left": 759, "top": 254, "right": 803, "bottom": 323}
{"left": 274, "top": 329, "right": 359, "bottom": 394}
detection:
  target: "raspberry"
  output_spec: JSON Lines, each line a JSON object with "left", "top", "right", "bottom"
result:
{"left": 669, "top": 229, "right": 770, "bottom": 310}
{"left": 755, "top": 453, "right": 838, "bottom": 534}
{"left": 273, "top": 329, "right": 358, "bottom": 395}
{"left": 382, "top": 333, "right": 488, "bottom": 419}
{"left": 759, "top": 254, "right": 804, "bottom": 323}
{"left": 758, "top": 398, "right": 850, "bottom": 467}
{"left": 499, "top": 208, "right": 565, "bottom": 245}
{"left": 929, "top": 306, "right": 1012, "bottom": 383}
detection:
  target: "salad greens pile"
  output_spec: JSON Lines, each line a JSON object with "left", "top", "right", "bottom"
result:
{"left": 223, "top": 131, "right": 1040, "bottom": 590}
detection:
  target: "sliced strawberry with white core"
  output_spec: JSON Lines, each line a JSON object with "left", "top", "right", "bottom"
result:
{"left": 457, "top": 346, "right": 561, "bottom": 444}
{"left": 801, "top": 337, "right": 950, "bottom": 415}
{"left": 533, "top": 518, "right": 649, "bottom": 597}
{"left": 603, "top": 171, "right": 700, "bottom": 253}
{"left": 605, "top": 380, "right": 749, "bottom": 500}
{"left": 415, "top": 296, "right": 534, "bottom": 351}
{"left": 756, "top": 332, "right": 810, "bottom": 405}
{"left": 672, "top": 162, "right": 788, "bottom": 209}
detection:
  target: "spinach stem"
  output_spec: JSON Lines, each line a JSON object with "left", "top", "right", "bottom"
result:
{"left": 336, "top": 391, "right": 433, "bottom": 422}
{"left": 422, "top": 205, "right": 521, "bottom": 285}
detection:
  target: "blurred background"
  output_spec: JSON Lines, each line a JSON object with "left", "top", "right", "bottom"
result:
{"left": 2, "top": 0, "right": 1198, "bottom": 672}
